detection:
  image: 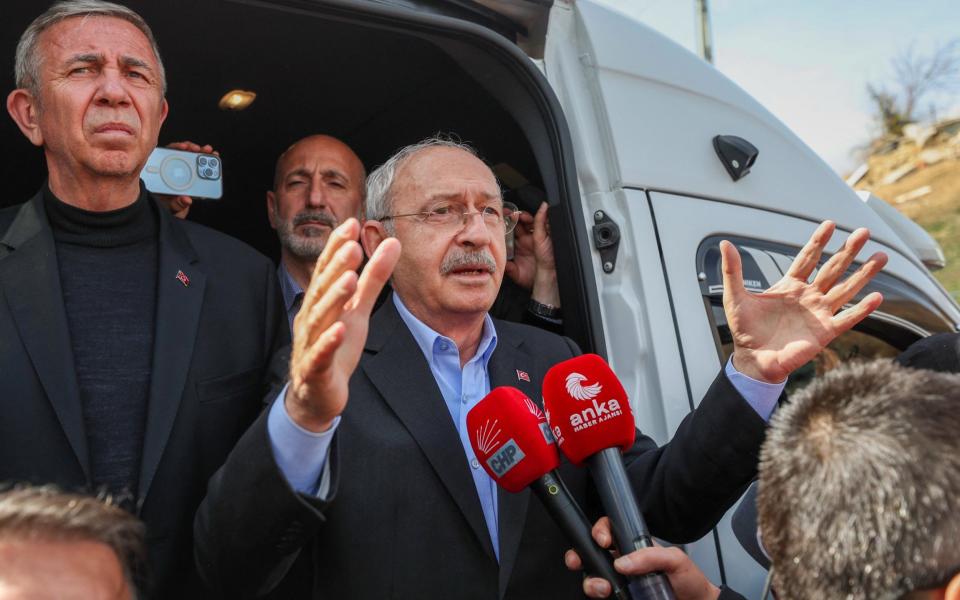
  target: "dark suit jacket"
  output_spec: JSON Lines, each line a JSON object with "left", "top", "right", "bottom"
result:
{"left": 195, "top": 298, "right": 766, "bottom": 599}
{"left": 0, "top": 191, "right": 288, "bottom": 597}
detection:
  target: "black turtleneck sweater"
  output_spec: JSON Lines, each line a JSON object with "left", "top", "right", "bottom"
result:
{"left": 44, "top": 185, "right": 158, "bottom": 502}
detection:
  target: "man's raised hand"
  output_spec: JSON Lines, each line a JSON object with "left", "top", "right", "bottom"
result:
{"left": 722, "top": 221, "right": 887, "bottom": 383}
{"left": 505, "top": 201, "right": 560, "bottom": 307}
{"left": 286, "top": 218, "right": 401, "bottom": 432}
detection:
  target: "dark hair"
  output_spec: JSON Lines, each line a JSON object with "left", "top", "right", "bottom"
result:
{"left": 0, "top": 485, "right": 147, "bottom": 593}
{"left": 758, "top": 359, "right": 960, "bottom": 599}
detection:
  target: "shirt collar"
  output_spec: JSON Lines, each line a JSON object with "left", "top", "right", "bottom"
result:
{"left": 277, "top": 261, "right": 304, "bottom": 313}
{"left": 392, "top": 293, "right": 498, "bottom": 366}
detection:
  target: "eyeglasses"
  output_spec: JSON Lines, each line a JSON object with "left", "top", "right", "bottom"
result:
{"left": 381, "top": 201, "right": 519, "bottom": 235}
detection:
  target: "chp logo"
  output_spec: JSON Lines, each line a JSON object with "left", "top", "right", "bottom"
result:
{"left": 565, "top": 372, "right": 601, "bottom": 401}
{"left": 475, "top": 419, "right": 501, "bottom": 455}
{"left": 474, "top": 418, "right": 526, "bottom": 478}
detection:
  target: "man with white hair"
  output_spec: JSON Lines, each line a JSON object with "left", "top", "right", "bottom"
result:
{"left": 245, "top": 132, "right": 557, "bottom": 334}
{"left": 196, "top": 136, "right": 887, "bottom": 598}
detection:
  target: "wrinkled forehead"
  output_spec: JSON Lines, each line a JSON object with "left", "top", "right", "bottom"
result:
{"left": 40, "top": 15, "right": 158, "bottom": 68}
{"left": 397, "top": 147, "right": 501, "bottom": 206}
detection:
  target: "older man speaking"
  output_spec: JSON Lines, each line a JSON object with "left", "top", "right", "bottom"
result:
{"left": 196, "top": 137, "right": 886, "bottom": 599}
{"left": 0, "top": 2, "right": 286, "bottom": 596}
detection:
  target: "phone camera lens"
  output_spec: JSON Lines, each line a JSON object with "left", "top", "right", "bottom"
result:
{"left": 198, "top": 157, "right": 208, "bottom": 166}
{"left": 209, "top": 158, "right": 219, "bottom": 168}
{"left": 203, "top": 168, "right": 214, "bottom": 178}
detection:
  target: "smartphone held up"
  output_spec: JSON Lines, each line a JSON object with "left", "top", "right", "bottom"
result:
{"left": 141, "top": 147, "right": 223, "bottom": 199}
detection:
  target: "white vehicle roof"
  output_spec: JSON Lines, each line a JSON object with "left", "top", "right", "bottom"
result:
{"left": 571, "top": 1, "right": 910, "bottom": 252}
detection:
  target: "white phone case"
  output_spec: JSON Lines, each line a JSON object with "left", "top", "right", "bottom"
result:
{"left": 141, "top": 147, "right": 223, "bottom": 199}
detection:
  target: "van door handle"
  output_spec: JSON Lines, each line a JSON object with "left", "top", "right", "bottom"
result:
{"left": 592, "top": 211, "right": 621, "bottom": 273}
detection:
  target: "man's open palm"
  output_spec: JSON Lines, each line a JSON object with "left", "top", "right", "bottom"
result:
{"left": 287, "top": 219, "right": 401, "bottom": 431}
{"left": 722, "top": 221, "right": 887, "bottom": 383}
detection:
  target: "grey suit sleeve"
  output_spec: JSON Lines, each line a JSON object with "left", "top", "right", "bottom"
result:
{"left": 192, "top": 258, "right": 314, "bottom": 597}
{"left": 619, "top": 369, "right": 766, "bottom": 543}
{"left": 194, "top": 404, "right": 339, "bottom": 598}
{"left": 556, "top": 334, "right": 764, "bottom": 543}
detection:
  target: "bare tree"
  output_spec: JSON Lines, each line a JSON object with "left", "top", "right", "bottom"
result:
{"left": 866, "top": 84, "right": 909, "bottom": 137}
{"left": 867, "top": 39, "right": 960, "bottom": 137}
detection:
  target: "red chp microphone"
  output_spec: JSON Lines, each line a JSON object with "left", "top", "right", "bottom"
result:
{"left": 543, "top": 355, "right": 676, "bottom": 600}
{"left": 467, "top": 387, "right": 631, "bottom": 600}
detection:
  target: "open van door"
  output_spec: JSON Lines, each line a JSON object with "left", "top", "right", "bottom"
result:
{"left": 651, "top": 192, "right": 958, "bottom": 595}
{"left": 365, "top": 0, "right": 552, "bottom": 55}
{"left": 546, "top": 0, "right": 960, "bottom": 595}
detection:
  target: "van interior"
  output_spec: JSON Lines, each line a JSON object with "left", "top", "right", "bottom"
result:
{"left": 1, "top": 0, "right": 601, "bottom": 352}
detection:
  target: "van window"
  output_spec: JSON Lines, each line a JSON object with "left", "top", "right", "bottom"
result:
{"left": 696, "top": 236, "right": 956, "bottom": 393}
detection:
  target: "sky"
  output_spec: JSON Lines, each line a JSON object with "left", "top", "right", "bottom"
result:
{"left": 590, "top": 0, "right": 960, "bottom": 175}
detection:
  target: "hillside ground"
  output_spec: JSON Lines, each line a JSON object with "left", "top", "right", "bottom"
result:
{"left": 861, "top": 158, "right": 960, "bottom": 299}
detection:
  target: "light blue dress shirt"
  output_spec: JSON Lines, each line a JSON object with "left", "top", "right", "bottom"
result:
{"left": 267, "top": 261, "right": 337, "bottom": 497}
{"left": 277, "top": 262, "right": 303, "bottom": 334}
{"left": 723, "top": 359, "right": 783, "bottom": 420}
{"left": 267, "top": 383, "right": 339, "bottom": 496}
{"left": 391, "top": 294, "right": 503, "bottom": 560}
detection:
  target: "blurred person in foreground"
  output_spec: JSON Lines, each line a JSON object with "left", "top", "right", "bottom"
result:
{"left": 0, "top": 485, "right": 146, "bottom": 600}
{"left": 574, "top": 359, "right": 960, "bottom": 600}
{"left": 758, "top": 359, "right": 960, "bottom": 599}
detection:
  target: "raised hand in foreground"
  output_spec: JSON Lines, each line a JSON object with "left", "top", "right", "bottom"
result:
{"left": 286, "top": 218, "right": 401, "bottom": 432}
{"left": 723, "top": 221, "right": 887, "bottom": 383}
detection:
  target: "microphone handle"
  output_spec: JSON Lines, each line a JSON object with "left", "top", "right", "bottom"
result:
{"left": 588, "top": 448, "right": 677, "bottom": 600}
{"left": 531, "top": 471, "right": 631, "bottom": 600}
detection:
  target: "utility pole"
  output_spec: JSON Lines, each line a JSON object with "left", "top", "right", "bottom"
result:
{"left": 695, "top": 0, "right": 714, "bottom": 64}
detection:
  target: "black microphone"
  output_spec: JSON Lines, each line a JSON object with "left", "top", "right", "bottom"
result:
{"left": 543, "top": 354, "right": 676, "bottom": 600}
{"left": 533, "top": 471, "right": 633, "bottom": 600}
{"left": 466, "top": 386, "right": 632, "bottom": 600}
